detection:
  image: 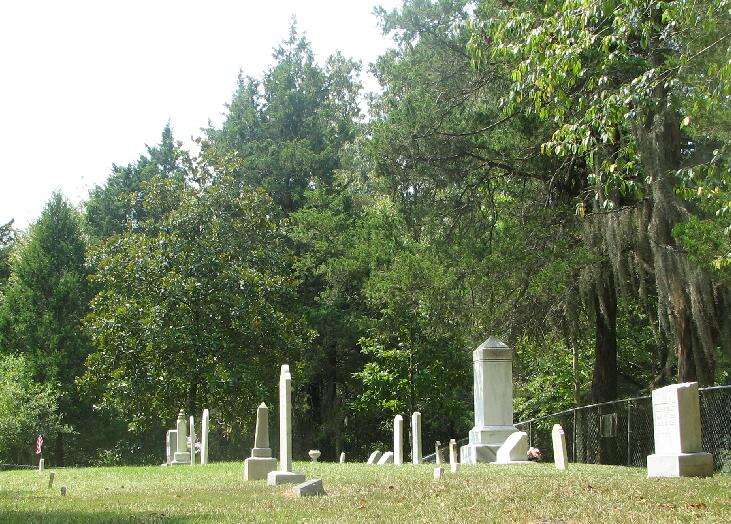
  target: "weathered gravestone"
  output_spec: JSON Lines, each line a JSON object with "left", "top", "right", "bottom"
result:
{"left": 244, "top": 403, "right": 278, "bottom": 480}
{"left": 367, "top": 450, "right": 383, "bottom": 465}
{"left": 461, "top": 337, "right": 522, "bottom": 464}
{"left": 411, "top": 412, "right": 422, "bottom": 464}
{"left": 394, "top": 414, "right": 404, "bottom": 466}
{"left": 496, "top": 431, "right": 529, "bottom": 464}
{"left": 293, "top": 478, "right": 326, "bottom": 497}
{"left": 449, "top": 439, "right": 458, "bottom": 466}
{"left": 433, "top": 467, "right": 443, "bottom": 479}
{"left": 189, "top": 416, "right": 197, "bottom": 466}
{"left": 435, "top": 441, "right": 443, "bottom": 465}
{"left": 647, "top": 382, "right": 713, "bottom": 478}
{"left": 171, "top": 410, "right": 191, "bottom": 465}
{"left": 552, "top": 424, "right": 568, "bottom": 470}
{"left": 377, "top": 451, "right": 394, "bottom": 465}
{"left": 165, "top": 430, "right": 178, "bottom": 466}
{"left": 201, "top": 408, "right": 209, "bottom": 465}
{"left": 267, "top": 365, "right": 305, "bottom": 485}
{"left": 339, "top": 452, "right": 346, "bottom": 463}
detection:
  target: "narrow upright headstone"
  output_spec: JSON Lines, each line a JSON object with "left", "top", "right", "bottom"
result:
{"left": 495, "top": 431, "right": 529, "bottom": 464}
{"left": 433, "top": 467, "right": 443, "bottom": 479}
{"left": 435, "top": 441, "right": 442, "bottom": 465}
{"left": 394, "top": 415, "right": 404, "bottom": 466}
{"left": 201, "top": 408, "right": 209, "bottom": 465}
{"left": 339, "top": 452, "right": 346, "bottom": 463}
{"left": 267, "top": 365, "right": 305, "bottom": 485}
{"left": 48, "top": 472, "right": 55, "bottom": 489}
{"left": 460, "top": 337, "right": 521, "bottom": 464}
{"left": 244, "top": 403, "right": 277, "bottom": 480}
{"left": 451, "top": 462, "right": 459, "bottom": 474}
{"left": 367, "top": 450, "right": 383, "bottom": 465}
{"left": 172, "top": 410, "right": 190, "bottom": 465}
{"left": 449, "top": 439, "right": 458, "bottom": 466}
{"left": 552, "top": 424, "right": 568, "bottom": 470}
{"left": 411, "top": 412, "right": 422, "bottom": 464}
{"left": 647, "top": 382, "right": 713, "bottom": 477}
{"left": 38, "top": 458, "right": 44, "bottom": 472}
{"left": 165, "top": 430, "right": 178, "bottom": 465}
{"left": 189, "top": 416, "right": 197, "bottom": 466}
{"left": 60, "top": 486, "right": 67, "bottom": 496}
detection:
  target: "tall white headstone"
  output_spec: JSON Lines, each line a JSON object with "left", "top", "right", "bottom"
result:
{"left": 647, "top": 382, "right": 713, "bottom": 477}
{"left": 460, "top": 337, "right": 519, "bottom": 464}
{"left": 201, "top": 408, "right": 209, "bottom": 465}
{"left": 394, "top": 415, "right": 404, "bottom": 466}
{"left": 165, "top": 429, "right": 178, "bottom": 465}
{"left": 267, "top": 365, "right": 305, "bottom": 485}
{"left": 449, "top": 439, "right": 458, "bottom": 466}
{"left": 171, "top": 410, "right": 190, "bottom": 465}
{"left": 552, "top": 424, "right": 568, "bottom": 470}
{"left": 411, "top": 412, "right": 422, "bottom": 465}
{"left": 244, "top": 403, "right": 277, "bottom": 480}
{"left": 339, "top": 452, "right": 346, "bottom": 463}
{"left": 189, "top": 416, "right": 197, "bottom": 466}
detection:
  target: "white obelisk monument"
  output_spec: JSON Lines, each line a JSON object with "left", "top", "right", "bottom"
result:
{"left": 460, "top": 337, "right": 519, "bottom": 464}
{"left": 267, "top": 365, "right": 305, "bottom": 485}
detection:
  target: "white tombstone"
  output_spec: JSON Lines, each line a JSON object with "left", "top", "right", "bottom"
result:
{"left": 171, "top": 410, "right": 191, "bottom": 465}
{"left": 495, "top": 431, "right": 530, "bottom": 464}
{"left": 647, "top": 382, "right": 713, "bottom": 478}
{"left": 165, "top": 429, "right": 178, "bottom": 465}
{"left": 267, "top": 365, "right": 305, "bottom": 485}
{"left": 552, "top": 424, "right": 568, "bottom": 470}
{"left": 449, "top": 439, "right": 458, "bottom": 466}
{"left": 435, "top": 441, "right": 443, "bottom": 465}
{"left": 244, "top": 402, "right": 277, "bottom": 480}
{"left": 411, "top": 412, "right": 422, "bottom": 464}
{"left": 189, "top": 416, "right": 197, "bottom": 466}
{"left": 451, "top": 462, "right": 459, "bottom": 474}
{"left": 293, "top": 478, "right": 326, "bottom": 497}
{"left": 377, "top": 451, "right": 394, "bottom": 465}
{"left": 394, "top": 415, "right": 404, "bottom": 465}
{"left": 201, "top": 408, "right": 209, "bottom": 465}
{"left": 38, "top": 458, "right": 44, "bottom": 472}
{"left": 433, "top": 466, "right": 443, "bottom": 479}
{"left": 339, "top": 452, "right": 346, "bottom": 463}
{"left": 367, "top": 450, "right": 383, "bottom": 464}
{"left": 461, "top": 338, "right": 519, "bottom": 464}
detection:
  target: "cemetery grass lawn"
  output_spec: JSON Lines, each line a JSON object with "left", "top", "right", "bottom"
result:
{"left": 0, "top": 462, "right": 729, "bottom": 523}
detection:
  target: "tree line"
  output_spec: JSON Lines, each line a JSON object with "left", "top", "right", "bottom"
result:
{"left": 0, "top": 0, "right": 728, "bottom": 466}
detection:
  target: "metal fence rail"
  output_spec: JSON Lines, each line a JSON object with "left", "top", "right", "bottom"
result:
{"left": 514, "top": 385, "right": 730, "bottom": 471}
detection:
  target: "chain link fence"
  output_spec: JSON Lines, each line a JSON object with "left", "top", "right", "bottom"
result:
{"left": 514, "top": 385, "right": 730, "bottom": 471}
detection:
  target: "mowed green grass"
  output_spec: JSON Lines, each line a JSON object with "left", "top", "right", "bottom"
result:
{"left": 0, "top": 461, "right": 729, "bottom": 523}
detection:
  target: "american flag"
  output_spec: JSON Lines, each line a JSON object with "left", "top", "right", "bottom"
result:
{"left": 36, "top": 435, "right": 43, "bottom": 455}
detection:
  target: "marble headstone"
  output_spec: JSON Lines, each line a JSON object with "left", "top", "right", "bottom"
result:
{"left": 244, "top": 403, "right": 277, "bottom": 480}
{"left": 394, "top": 415, "right": 404, "bottom": 465}
{"left": 201, "top": 408, "right": 209, "bottom": 465}
{"left": 552, "top": 424, "right": 568, "bottom": 470}
{"left": 367, "top": 450, "right": 383, "bottom": 465}
{"left": 377, "top": 451, "right": 394, "bottom": 465}
{"left": 267, "top": 365, "right": 305, "bottom": 485}
{"left": 411, "top": 412, "right": 422, "bottom": 464}
{"left": 495, "top": 431, "right": 529, "bottom": 464}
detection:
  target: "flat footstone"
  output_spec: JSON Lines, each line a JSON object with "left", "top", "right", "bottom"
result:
{"left": 267, "top": 470, "right": 306, "bottom": 486}
{"left": 293, "top": 478, "right": 326, "bottom": 497}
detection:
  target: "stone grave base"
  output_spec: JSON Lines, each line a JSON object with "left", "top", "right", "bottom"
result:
{"left": 267, "top": 470, "right": 306, "bottom": 486}
{"left": 244, "top": 457, "right": 277, "bottom": 480}
{"left": 171, "top": 451, "right": 190, "bottom": 465}
{"left": 647, "top": 452, "right": 713, "bottom": 478}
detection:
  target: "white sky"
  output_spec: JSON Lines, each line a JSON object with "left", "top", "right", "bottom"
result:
{"left": 0, "top": 0, "right": 402, "bottom": 228}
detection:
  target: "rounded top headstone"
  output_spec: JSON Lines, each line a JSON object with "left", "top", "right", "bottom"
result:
{"left": 474, "top": 337, "right": 511, "bottom": 361}
{"left": 178, "top": 409, "right": 185, "bottom": 419}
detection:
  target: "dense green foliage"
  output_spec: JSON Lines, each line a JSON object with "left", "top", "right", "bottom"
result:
{"left": 0, "top": 1, "right": 728, "bottom": 465}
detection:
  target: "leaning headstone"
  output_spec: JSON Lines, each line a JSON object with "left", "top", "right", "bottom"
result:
{"left": 244, "top": 403, "right": 278, "bottom": 480}
{"left": 411, "top": 412, "right": 422, "bottom": 464}
{"left": 189, "top": 415, "right": 197, "bottom": 466}
{"left": 308, "top": 450, "right": 321, "bottom": 463}
{"left": 38, "top": 458, "right": 44, "bottom": 472}
{"left": 48, "top": 472, "right": 55, "bottom": 489}
{"left": 461, "top": 337, "right": 520, "bottom": 464}
{"left": 435, "top": 441, "right": 443, "bottom": 465}
{"left": 433, "top": 467, "right": 443, "bottom": 480}
{"left": 60, "top": 486, "right": 67, "bottom": 497}
{"left": 495, "top": 431, "right": 530, "bottom": 464}
{"left": 201, "top": 408, "right": 209, "bottom": 465}
{"left": 394, "top": 415, "right": 404, "bottom": 465}
{"left": 172, "top": 410, "right": 190, "bottom": 465}
{"left": 339, "top": 452, "right": 346, "bottom": 463}
{"left": 449, "top": 439, "right": 458, "bottom": 466}
{"left": 647, "top": 382, "right": 713, "bottom": 478}
{"left": 267, "top": 365, "right": 305, "bottom": 485}
{"left": 552, "top": 424, "right": 568, "bottom": 470}
{"left": 293, "top": 478, "right": 326, "bottom": 497}
{"left": 367, "top": 450, "right": 383, "bottom": 465}
{"left": 377, "top": 451, "right": 394, "bottom": 465}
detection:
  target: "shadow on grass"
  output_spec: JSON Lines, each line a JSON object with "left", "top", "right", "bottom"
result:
{"left": 0, "top": 509, "right": 191, "bottom": 523}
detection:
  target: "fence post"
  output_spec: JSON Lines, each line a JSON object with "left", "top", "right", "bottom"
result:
{"left": 572, "top": 409, "right": 577, "bottom": 462}
{"left": 528, "top": 421, "right": 532, "bottom": 447}
{"left": 626, "top": 400, "right": 631, "bottom": 466}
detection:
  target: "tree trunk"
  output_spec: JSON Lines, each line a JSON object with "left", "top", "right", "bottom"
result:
{"left": 590, "top": 263, "right": 618, "bottom": 403}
